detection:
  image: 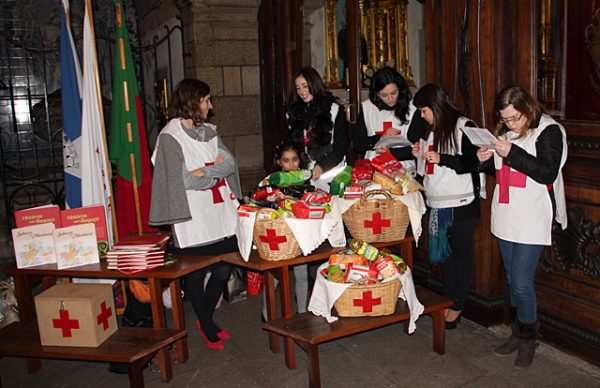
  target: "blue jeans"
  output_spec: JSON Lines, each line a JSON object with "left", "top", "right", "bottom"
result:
{"left": 497, "top": 238, "right": 544, "bottom": 325}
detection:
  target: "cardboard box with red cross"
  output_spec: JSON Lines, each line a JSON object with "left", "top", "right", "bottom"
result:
{"left": 34, "top": 283, "right": 117, "bottom": 347}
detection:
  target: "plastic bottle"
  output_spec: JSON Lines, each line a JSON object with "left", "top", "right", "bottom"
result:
{"left": 329, "top": 165, "right": 353, "bottom": 196}
{"left": 348, "top": 239, "right": 380, "bottom": 262}
{"left": 267, "top": 170, "right": 312, "bottom": 187}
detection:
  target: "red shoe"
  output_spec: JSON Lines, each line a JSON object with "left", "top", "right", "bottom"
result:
{"left": 216, "top": 329, "right": 231, "bottom": 340}
{"left": 195, "top": 320, "right": 224, "bottom": 350}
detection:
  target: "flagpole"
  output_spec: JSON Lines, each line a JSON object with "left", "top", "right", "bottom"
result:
{"left": 116, "top": 2, "right": 143, "bottom": 235}
{"left": 85, "top": 0, "right": 120, "bottom": 242}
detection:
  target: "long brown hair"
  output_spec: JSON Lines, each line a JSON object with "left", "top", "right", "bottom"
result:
{"left": 168, "top": 79, "right": 211, "bottom": 126}
{"left": 413, "top": 83, "right": 464, "bottom": 153}
{"left": 493, "top": 86, "right": 545, "bottom": 139}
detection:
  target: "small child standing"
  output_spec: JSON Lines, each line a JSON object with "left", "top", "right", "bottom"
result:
{"left": 261, "top": 143, "right": 309, "bottom": 320}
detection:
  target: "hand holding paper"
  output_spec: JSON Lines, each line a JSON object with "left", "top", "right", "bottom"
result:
{"left": 373, "top": 134, "right": 413, "bottom": 150}
{"left": 460, "top": 126, "right": 498, "bottom": 148}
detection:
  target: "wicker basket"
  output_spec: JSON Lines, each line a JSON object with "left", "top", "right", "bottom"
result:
{"left": 334, "top": 277, "right": 402, "bottom": 317}
{"left": 253, "top": 209, "right": 302, "bottom": 261}
{"left": 342, "top": 190, "right": 410, "bottom": 243}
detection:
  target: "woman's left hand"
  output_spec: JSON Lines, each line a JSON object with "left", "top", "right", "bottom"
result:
{"left": 492, "top": 138, "right": 512, "bottom": 158}
{"left": 312, "top": 165, "right": 323, "bottom": 180}
{"left": 376, "top": 146, "right": 389, "bottom": 154}
{"left": 423, "top": 150, "right": 440, "bottom": 164}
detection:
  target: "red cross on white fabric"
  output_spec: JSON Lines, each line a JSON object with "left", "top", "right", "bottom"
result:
{"left": 52, "top": 310, "right": 80, "bottom": 337}
{"left": 353, "top": 291, "right": 382, "bottom": 313}
{"left": 496, "top": 162, "right": 527, "bottom": 203}
{"left": 426, "top": 145, "right": 435, "bottom": 174}
{"left": 204, "top": 162, "right": 226, "bottom": 203}
{"left": 363, "top": 212, "right": 391, "bottom": 235}
{"left": 96, "top": 301, "right": 113, "bottom": 330}
{"left": 259, "top": 228, "right": 287, "bottom": 250}
{"left": 377, "top": 121, "right": 393, "bottom": 135}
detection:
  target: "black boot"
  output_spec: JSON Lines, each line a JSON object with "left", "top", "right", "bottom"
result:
{"left": 494, "top": 319, "right": 520, "bottom": 355}
{"left": 514, "top": 321, "right": 539, "bottom": 368}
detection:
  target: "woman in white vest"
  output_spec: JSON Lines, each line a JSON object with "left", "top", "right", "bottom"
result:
{"left": 354, "top": 67, "right": 425, "bottom": 170}
{"left": 478, "top": 86, "right": 567, "bottom": 367}
{"left": 285, "top": 67, "right": 348, "bottom": 191}
{"left": 149, "top": 79, "right": 242, "bottom": 351}
{"left": 411, "top": 84, "right": 485, "bottom": 330}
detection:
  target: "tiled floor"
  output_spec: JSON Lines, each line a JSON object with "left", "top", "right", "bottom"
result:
{"left": 1, "top": 293, "right": 599, "bottom": 388}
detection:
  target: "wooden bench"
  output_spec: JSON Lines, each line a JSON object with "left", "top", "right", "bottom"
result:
{"left": 0, "top": 323, "right": 186, "bottom": 388}
{"left": 263, "top": 285, "right": 452, "bottom": 388}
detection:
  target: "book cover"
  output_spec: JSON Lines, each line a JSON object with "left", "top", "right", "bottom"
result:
{"left": 60, "top": 205, "right": 108, "bottom": 253}
{"left": 54, "top": 223, "right": 100, "bottom": 269}
{"left": 11, "top": 223, "right": 57, "bottom": 268}
{"left": 14, "top": 204, "right": 61, "bottom": 228}
{"left": 112, "top": 234, "right": 170, "bottom": 250}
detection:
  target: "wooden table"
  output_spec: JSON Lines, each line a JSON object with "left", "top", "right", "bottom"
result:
{"left": 3, "top": 254, "right": 220, "bottom": 383}
{"left": 219, "top": 236, "right": 414, "bottom": 370}
{"left": 0, "top": 323, "right": 186, "bottom": 388}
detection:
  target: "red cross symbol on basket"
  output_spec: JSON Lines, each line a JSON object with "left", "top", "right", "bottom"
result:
{"left": 496, "top": 162, "right": 527, "bottom": 204}
{"left": 259, "top": 228, "right": 288, "bottom": 250}
{"left": 52, "top": 310, "right": 80, "bottom": 337}
{"left": 364, "top": 212, "right": 391, "bottom": 235}
{"left": 96, "top": 301, "right": 113, "bottom": 330}
{"left": 353, "top": 290, "right": 382, "bottom": 313}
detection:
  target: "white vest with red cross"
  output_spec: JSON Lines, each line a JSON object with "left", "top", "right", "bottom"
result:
{"left": 361, "top": 99, "right": 417, "bottom": 172}
{"left": 422, "top": 116, "right": 487, "bottom": 209}
{"left": 491, "top": 114, "right": 567, "bottom": 245}
{"left": 161, "top": 121, "right": 239, "bottom": 248}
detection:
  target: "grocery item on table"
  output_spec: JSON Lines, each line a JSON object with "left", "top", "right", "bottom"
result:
{"left": 328, "top": 253, "right": 369, "bottom": 266}
{"left": 292, "top": 201, "right": 326, "bottom": 219}
{"left": 329, "top": 165, "right": 353, "bottom": 196}
{"left": 370, "top": 150, "right": 405, "bottom": 181}
{"left": 348, "top": 239, "right": 380, "bottom": 262}
{"left": 267, "top": 169, "right": 312, "bottom": 187}
{"left": 372, "top": 172, "right": 404, "bottom": 195}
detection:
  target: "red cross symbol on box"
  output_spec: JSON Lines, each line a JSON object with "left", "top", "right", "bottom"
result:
{"left": 259, "top": 228, "right": 287, "bottom": 250}
{"left": 426, "top": 145, "right": 435, "bottom": 174}
{"left": 353, "top": 291, "right": 382, "bottom": 313}
{"left": 363, "top": 212, "right": 390, "bottom": 235}
{"left": 204, "top": 162, "right": 226, "bottom": 203}
{"left": 52, "top": 310, "right": 80, "bottom": 337}
{"left": 96, "top": 301, "right": 113, "bottom": 330}
{"left": 496, "top": 162, "right": 527, "bottom": 203}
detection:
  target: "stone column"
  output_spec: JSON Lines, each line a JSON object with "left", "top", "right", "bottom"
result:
{"left": 175, "top": 0, "right": 265, "bottom": 191}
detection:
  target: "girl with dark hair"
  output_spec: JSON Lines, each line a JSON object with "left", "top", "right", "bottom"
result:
{"left": 285, "top": 67, "right": 348, "bottom": 190}
{"left": 354, "top": 67, "right": 425, "bottom": 168}
{"left": 149, "top": 79, "right": 242, "bottom": 351}
{"left": 478, "top": 86, "right": 567, "bottom": 367}
{"left": 411, "top": 83, "right": 486, "bottom": 329}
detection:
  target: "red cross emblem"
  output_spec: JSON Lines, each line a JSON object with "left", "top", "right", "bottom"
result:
{"left": 259, "top": 228, "right": 287, "bottom": 250}
{"left": 353, "top": 291, "right": 382, "bottom": 313}
{"left": 377, "top": 121, "right": 392, "bottom": 135}
{"left": 96, "top": 301, "right": 113, "bottom": 330}
{"left": 204, "top": 162, "right": 226, "bottom": 203}
{"left": 364, "top": 212, "right": 390, "bottom": 234}
{"left": 426, "top": 145, "right": 435, "bottom": 174}
{"left": 496, "top": 162, "right": 527, "bottom": 203}
{"left": 52, "top": 310, "right": 80, "bottom": 337}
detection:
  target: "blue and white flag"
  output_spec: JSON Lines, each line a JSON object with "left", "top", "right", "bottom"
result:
{"left": 60, "top": 0, "right": 83, "bottom": 209}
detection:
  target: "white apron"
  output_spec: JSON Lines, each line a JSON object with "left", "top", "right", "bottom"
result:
{"left": 362, "top": 99, "right": 417, "bottom": 172}
{"left": 491, "top": 114, "right": 567, "bottom": 245}
{"left": 160, "top": 123, "right": 239, "bottom": 248}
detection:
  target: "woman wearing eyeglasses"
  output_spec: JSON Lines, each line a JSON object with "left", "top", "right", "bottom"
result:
{"left": 354, "top": 67, "right": 425, "bottom": 169}
{"left": 477, "top": 86, "right": 567, "bottom": 367}
{"left": 411, "top": 83, "right": 486, "bottom": 330}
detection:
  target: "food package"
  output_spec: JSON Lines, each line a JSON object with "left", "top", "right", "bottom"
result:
{"left": 370, "top": 150, "right": 404, "bottom": 179}
{"left": 301, "top": 189, "right": 332, "bottom": 204}
{"left": 372, "top": 172, "right": 404, "bottom": 195}
{"left": 344, "top": 263, "right": 378, "bottom": 284}
{"left": 291, "top": 201, "right": 326, "bottom": 219}
{"left": 328, "top": 253, "right": 369, "bottom": 266}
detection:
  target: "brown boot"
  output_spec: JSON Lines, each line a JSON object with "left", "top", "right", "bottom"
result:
{"left": 494, "top": 320, "right": 520, "bottom": 355}
{"left": 514, "top": 321, "right": 539, "bottom": 368}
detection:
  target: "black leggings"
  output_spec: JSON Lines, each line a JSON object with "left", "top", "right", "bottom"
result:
{"left": 442, "top": 218, "right": 477, "bottom": 311}
{"left": 170, "top": 236, "right": 236, "bottom": 341}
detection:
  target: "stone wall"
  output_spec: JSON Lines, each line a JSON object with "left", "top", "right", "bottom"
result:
{"left": 140, "top": 0, "right": 265, "bottom": 192}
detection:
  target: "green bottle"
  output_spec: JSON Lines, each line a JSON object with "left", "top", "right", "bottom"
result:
{"left": 268, "top": 169, "right": 312, "bottom": 187}
{"left": 329, "top": 165, "right": 353, "bottom": 196}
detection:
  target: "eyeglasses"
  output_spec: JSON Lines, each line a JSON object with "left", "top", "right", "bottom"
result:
{"left": 378, "top": 89, "right": 399, "bottom": 99}
{"left": 500, "top": 112, "right": 523, "bottom": 125}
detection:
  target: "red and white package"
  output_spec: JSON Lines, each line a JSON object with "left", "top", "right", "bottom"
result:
{"left": 301, "top": 189, "right": 331, "bottom": 204}
{"left": 343, "top": 185, "right": 364, "bottom": 199}
{"left": 344, "top": 263, "right": 378, "bottom": 284}
{"left": 292, "top": 201, "right": 326, "bottom": 219}
{"left": 351, "top": 159, "right": 374, "bottom": 184}
{"left": 375, "top": 257, "right": 400, "bottom": 279}
{"left": 370, "top": 150, "right": 404, "bottom": 179}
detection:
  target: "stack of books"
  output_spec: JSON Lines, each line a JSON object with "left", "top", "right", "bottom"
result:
{"left": 106, "top": 234, "right": 170, "bottom": 273}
